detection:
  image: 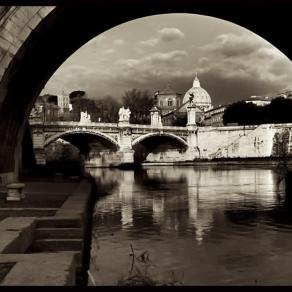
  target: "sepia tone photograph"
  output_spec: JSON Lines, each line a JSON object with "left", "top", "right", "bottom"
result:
{"left": 0, "top": 0, "right": 292, "bottom": 287}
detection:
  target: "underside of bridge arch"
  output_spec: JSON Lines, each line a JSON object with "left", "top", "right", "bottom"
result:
{"left": 0, "top": 2, "right": 291, "bottom": 183}
{"left": 45, "top": 132, "right": 119, "bottom": 156}
{"left": 132, "top": 134, "right": 188, "bottom": 164}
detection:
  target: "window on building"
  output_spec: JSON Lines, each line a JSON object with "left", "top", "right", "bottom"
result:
{"left": 168, "top": 99, "right": 173, "bottom": 106}
{"left": 160, "top": 100, "right": 163, "bottom": 107}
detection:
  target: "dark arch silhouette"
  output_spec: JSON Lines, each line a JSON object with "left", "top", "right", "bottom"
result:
{"left": 132, "top": 133, "right": 188, "bottom": 164}
{"left": 44, "top": 130, "right": 119, "bottom": 158}
{"left": 0, "top": 1, "right": 291, "bottom": 177}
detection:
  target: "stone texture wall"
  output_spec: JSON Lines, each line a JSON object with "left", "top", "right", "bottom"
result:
{"left": 0, "top": 7, "right": 55, "bottom": 184}
{"left": 0, "top": 7, "right": 54, "bottom": 82}
{"left": 145, "top": 124, "right": 292, "bottom": 163}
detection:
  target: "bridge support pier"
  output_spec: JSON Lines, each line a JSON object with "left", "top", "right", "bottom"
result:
{"left": 30, "top": 121, "right": 46, "bottom": 166}
{"left": 34, "top": 149, "right": 46, "bottom": 165}
{"left": 185, "top": 125, "right": 199, "bottom": 160}
{"left": 85, "top": 148, "right": 134, "bottom": 168}
{"left": 117, "top": 148, "right": 134, "bottom": 166}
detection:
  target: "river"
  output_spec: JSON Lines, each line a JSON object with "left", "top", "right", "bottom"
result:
{"left": 87, "top": 165, "right": 292, "bottom": 285}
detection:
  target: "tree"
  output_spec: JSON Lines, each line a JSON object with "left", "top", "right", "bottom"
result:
{"left": 223, "top": 101, "right": 263, "bottom": 125}
{"left": 265, "top": 97, "right": 292, "bottom": 124}
{"left": 223, "top": 97, "right": 292, "bottom": 126}
{"left": 69, "top": 90, "right": 102, "bottom": 122}
{"left": 94, "top": 95, "right": 121, "bottom": 123}
{"left": 122, "top": 88, "right": 155, "bottom": 124}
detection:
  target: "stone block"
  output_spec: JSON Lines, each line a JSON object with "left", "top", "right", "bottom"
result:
{"left": 0, "top": 36, "right": 11, "bottom": 51}
{"left": 6, "top": 183, "right": 25, "bottom": 201}
{"left": 0, "top": 217, "right": 35, "bottom": 231}
{"left": 4, "top": 19, "right": 22, "bottom": 37}
{"left": 35, "top": 228, "right": 82, "bottom": 240}
{"left": 0, "top": 252, "right": 77, "bottom": 286}
{"left": 27, "top": 13, "right": 42, "bottom": 30}
{"left": 12, "top": 38, "right": 22, "bottom": 50}
{"left": 0, "top": 67, "right": 5, "bottom": 80}
{"left": 0, "top": 28, "right": 15, "bottom": 43}
{"left": 0, "top": 47, "right": 5, "bottom": 60}
{"left": 0, "top": 52, "right": 12, "bottom": 70}
{"left": 31, "top": 239, "right": 82, "bottom": 252}
{"left": 8, "top": 44, "right": 18, "bottom": 55}
{"left": 17, "top": 26, "right": 32, "bottom": 42}
{"left": 10, "top": 15, "right": 26, "bottom": 31}
{"left": 13, "top": 9, "right": 30, "bottom": 26}
{"left": 0, "top": 217, "right": 35, "bottom": 253}
{"left": 19, "top": 6, "right": 41, "bottom": 20}
{"left": 37, "top": 6, "right": 54, "bottom": 18}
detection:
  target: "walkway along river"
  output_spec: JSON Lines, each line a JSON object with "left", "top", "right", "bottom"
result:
{"left": 86, "top": 165, "right": 292, "bottom": 285}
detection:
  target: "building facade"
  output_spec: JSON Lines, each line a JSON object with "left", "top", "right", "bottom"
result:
{"left": 155, "top": 85, "right": 183, "bottom": 116}
{"left": 57, "top": 93, "right": 70, "bottom": 113}
{"left": 203, "top": 105, "right": 226, "bottom": 126}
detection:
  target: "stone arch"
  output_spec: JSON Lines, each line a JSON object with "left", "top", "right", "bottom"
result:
{"left": 132, "top": 132, "right": 188, "bottom": 148}
{"left": 44, "top": 129, "right": 120, "bottom": 150}
{"left": 0, "top": 3, "right": 290, "bottom": 183}
{"left": 132, "top": 132, "right": 188, "bottom": 164}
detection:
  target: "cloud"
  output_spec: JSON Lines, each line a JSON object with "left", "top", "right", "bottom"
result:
{"left": 139, "top": 38, "right": 159, "bottom": 47}
{"left": 139, "top": 27, "right": 185, "bottom": 48}
{"left": 196, "top": 33, "right": 292, "bottom": 102}
{"left": 116, "top": 50, "right": 188, "bottom": 69}
{"left": 102, "top": 48, "right": 115, "bottom": 55}
{"left": 202, "top": 33, "right": 263, "bottom": 57}
{"left": 158, "top": 27, "right": 185, "bottom": 42}
{"left": 113, "top": 39, "right": 125, "bottom": 45}
{"left": 43, "top": 29, "right": 292, "bottom": 106}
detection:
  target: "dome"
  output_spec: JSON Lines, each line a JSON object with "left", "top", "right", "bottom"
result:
{"left": 179, "top": 74, "right": 212, "bottom": 112}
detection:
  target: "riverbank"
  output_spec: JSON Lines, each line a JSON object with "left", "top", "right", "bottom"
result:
{"left": 0, "top": 176, "right": 95, "bottom": 286}
{"left": 142, "top": 157, "right": 292, "bottom": 167}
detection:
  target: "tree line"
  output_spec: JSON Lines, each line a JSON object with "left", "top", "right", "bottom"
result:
{"left": 69, "top": 89, "right": 156, "bottom": 124}
{"left": 223, "top": 97, "right": 292, "bottom": 125}
{"left": 41, "top": 88, "right": 156, "bottom": 124}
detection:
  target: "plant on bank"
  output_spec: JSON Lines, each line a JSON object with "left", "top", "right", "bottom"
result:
{"left": 117, "top": 244, "right": 183, "bottom": 286}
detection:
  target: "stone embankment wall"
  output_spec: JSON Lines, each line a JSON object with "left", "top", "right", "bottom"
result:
{"left": 43, "top": 123, "right": 292, "bottom": 166}
{"left": 146, "top": 124, "right": 292, "bottom": 162}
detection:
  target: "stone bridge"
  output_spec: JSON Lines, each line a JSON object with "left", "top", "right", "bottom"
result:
{"left": 30, "top": 115, "right": 292, "bottom": 167}
{"left": 29, "top": 119, "right": 199, "bottom": 166}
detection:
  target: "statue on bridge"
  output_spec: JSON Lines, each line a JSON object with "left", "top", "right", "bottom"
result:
{"left": 150, "top": 106, "right": 162, "bottom": 127}
{"left": 80, "top": 111, "right": 91, "bottom": 123}
{"left": 118, "top": 106, "right": 131, "bottom": 123}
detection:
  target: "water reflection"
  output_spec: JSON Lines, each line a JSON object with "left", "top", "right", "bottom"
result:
{"left": 88, "top": 166, "right": 292, "bottom": 285}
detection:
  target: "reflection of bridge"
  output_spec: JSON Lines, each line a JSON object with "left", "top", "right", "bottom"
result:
{"left": 29, "top": 120, "right": 198, "bottom": 166}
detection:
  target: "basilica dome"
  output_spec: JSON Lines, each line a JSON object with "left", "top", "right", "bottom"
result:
{"left": 179, "top": 74, "right": 212, "bottom": 112}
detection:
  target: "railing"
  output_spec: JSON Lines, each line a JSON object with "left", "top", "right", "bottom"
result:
{"left": 40, "top": 121, "right": 189, "bottom": 131}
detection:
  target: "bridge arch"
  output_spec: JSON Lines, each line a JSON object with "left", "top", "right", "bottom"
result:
{"left": 0, "top": 3, "right": 291, "bottom": 182}
{"left": 132, "top": 132, "right": 188, "bottom": 148}
{"left": 44, "top": 129, "right": 120, "bottom": 150}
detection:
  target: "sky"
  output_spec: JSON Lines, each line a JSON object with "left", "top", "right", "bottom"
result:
{"left": 42, "top": 13, "right": 292, "bottom": 106}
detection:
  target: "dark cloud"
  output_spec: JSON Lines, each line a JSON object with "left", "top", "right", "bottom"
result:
{"left": 196, "top": 33, "right": 292, "bottom": 104}
{"left": 202, "top": 33, "right": 264, "bottom": 58}
{"left": 42, "top": 18, "right": 292, "bottom": 107}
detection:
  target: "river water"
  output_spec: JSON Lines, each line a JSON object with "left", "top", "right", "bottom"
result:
{"left": 87, "top": 165, "right": 292, "bottom": 285}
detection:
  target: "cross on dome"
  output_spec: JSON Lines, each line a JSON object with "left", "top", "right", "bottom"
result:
{"left": 193, "top": 72, "right": 201, "bottom": 88}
